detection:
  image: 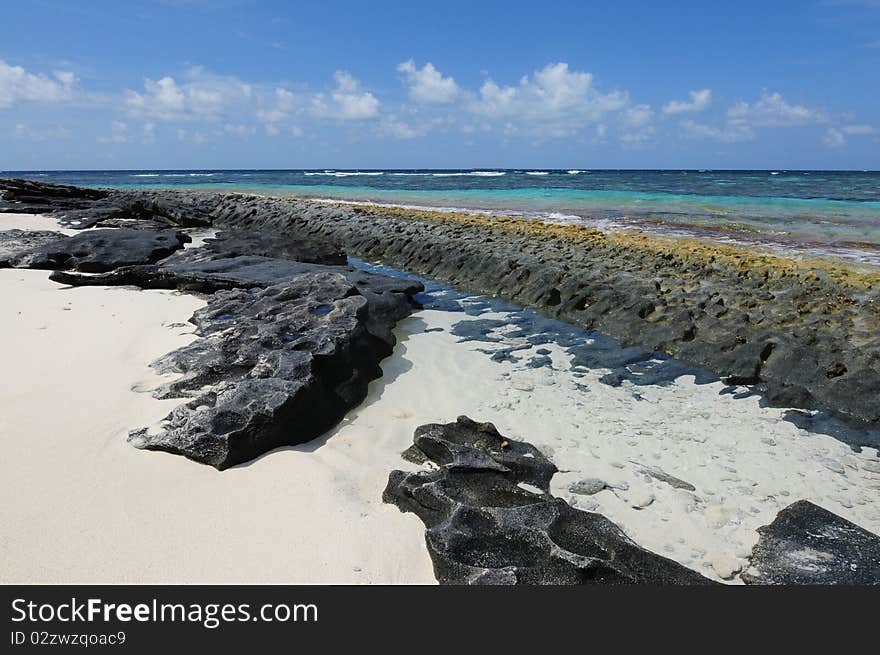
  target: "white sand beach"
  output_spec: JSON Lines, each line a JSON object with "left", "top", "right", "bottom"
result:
{"left": 2, "top": 213, "right": 879, "bottom": 584}
{"left": 0, "top": 214, "right": 435, "bottom": 584}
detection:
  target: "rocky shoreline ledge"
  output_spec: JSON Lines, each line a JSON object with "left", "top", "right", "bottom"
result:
{"left": 4, "top": 179, "right": 873, "bottom": 431}
{"left": 3, "top": 178, "right": 880, "bottom": 584}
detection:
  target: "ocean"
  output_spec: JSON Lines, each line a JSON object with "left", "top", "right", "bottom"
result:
{"left": 5, "top": 169, "right": 880, "bottom": 265}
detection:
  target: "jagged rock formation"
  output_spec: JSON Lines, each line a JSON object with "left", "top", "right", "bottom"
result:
{"left": 2, "top": 179, "right": 423, "bottom": 468}
{"left": 130, "top": 271, "right": 419, "bottom": 469}
{"left": 384, "top": 417, "right": 715, "bottom": 585}
{"left": 742, "top": 500, "right": 880, "bottom": 585}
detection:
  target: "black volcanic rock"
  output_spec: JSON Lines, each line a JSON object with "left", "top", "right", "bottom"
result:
{"left": 742, "top": 500, "right": 880, "bottom": 585}
{"left": 0, "top": 178, "right": 108, "bottom": 215}
{"left": 384, "top": 416, "right": 714, "bottom": 585}
{"left": 201, "top": 230, "right": 346, "bottom": 266}
{"left": 129, "top": 270, "right": 420, "bottom": 469}
{"left": 14, "top": 228, "right": 189, "bottom": 272}
{"left": 0, "top": 229, "right": 66, "bottom": 268}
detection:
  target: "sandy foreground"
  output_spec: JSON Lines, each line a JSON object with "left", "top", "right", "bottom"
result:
{"left": 2, "top": 213, "right": 880, "bottom": 584}
{"left": 0, "top": 215, "right": 434, "bottom": 584}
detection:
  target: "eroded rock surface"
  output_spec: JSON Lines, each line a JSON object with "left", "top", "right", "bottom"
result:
{"left": 0, "top": 178, "right": 107, "bottom": 215}
{"left": 0, "top": 230, "right": 66, "bottom": 267}
{"left": 14, "top": 228, "right": 189, "bottom": 272}
{"left": 130, "top": 271, "right": 418, "bottom": 469}
{"left": 742, "top": 500, "right": 880, "bottom": 585}
{"left": 384, "top": 416, "right": 714, "bottom": 585}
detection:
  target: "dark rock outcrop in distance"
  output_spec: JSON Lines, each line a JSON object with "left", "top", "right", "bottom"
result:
{"left": 742, "top": 500, "right": 880, "bottom": 585}
{"left": 12, "top": 228, "right": 189, "bottom": 272}
{"left": 0, "top": 229, "right": 66, "bottom": 267}
{"left": 383, "top": 416, "right": 715, "bottom": 585}
{"left": 0, "top": 178, "right": 108, "bottom": 215}
{"left": 130, "top": 271, "right": 419, "bottom": 469}
{"left": 0, "top": 178, "right": 212, "bottom": 229}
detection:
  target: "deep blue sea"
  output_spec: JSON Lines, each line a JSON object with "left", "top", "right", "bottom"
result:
{"left": 5, "top": 169, "right": 880, "bottom": 265}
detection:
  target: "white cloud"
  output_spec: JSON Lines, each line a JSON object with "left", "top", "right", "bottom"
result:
{"left": 176, "top": 127, "right": 208, "bottom": 143}
{"left": 12, "top": 123, "right": 72, "bottom": 141}
{"left": 311, "top": 71, "right": 380, "bottom": 120}
{"left": 256, "top": 87, "right": 300, "bottom": 127}
{"left": 727, "top": 91, "right": 826, "bottom": 127}
{"left": 680, "top": 119, "right": 754, "bottom": 143}
{"left": 469, "top": 62, "right": 628, "bottom": 137}
{"left": 679, "top": 91, "right": 827, "bottom": 143}
{"left": 110, "top": 120, "right": 128, "bottom": 143}
{"left": 623, "top": 104, "right": 653, "bottom": 127}
{"left": 822, "top": 127, "right": 846, "bottom": 148}
{"left": 124, "top": 69, "right": 252, "bottom": 121}
{"left": 823, "top": 124, "right": 879, "bottom": 147}
{"left": 379, "top": 116, "right": 430, "bottom": 139}
{"left": 620, "top": 104, "right": 655, "bottom": 145}
{"left": 397, "top": 60, "right": 459, "bottom": 104}
{"left": 223, "top": 123, "right": 256, "bottom": 138}
{"left": 0, "top": 59, "right": 77, "bottom": 108}
{"left": 841, "top": 124, "right": 877, "bottom": 135}
{"left": 662, "top": 89, "right": 712, "bottom": 114}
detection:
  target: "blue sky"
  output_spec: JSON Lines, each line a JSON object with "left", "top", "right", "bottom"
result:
{"left": 1, "top": 0, "right": 879, "bottom": 170}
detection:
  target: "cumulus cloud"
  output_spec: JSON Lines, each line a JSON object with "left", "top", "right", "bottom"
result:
{"left": 823, "top": 124, "right": 879, "bottom": 148}
{"left": 0, "top": 59, "right": 77, "bottom": 108}
{"left": 680, "top": 119, "right": 754, "bottom": 143}
{"left": 679, "top": 91, "right": 827, "bottom": 143}
{"left": 378, "top": 114, "right": 433, "bottom": 139}
{"left": 822, "top": 127, "right": 846, "bottom": 148}
{"left": 619, "top": 104, "right": 655, "bottom": 144}
{"left": 110, "top": 120, "right": 128, "bottom": 143}
{"left": 397, "top": 60, "right": 459, "bottom": 104}
{"left": 311, "top": 71, "right": 380, "bottom": 120}
{"left": 841, "top": 124, "right": 878, "bottom": 135}
{"left": 622, "top": 104, "right": 654, "bottom": 127}
{"left": 124, "top": 68, "right": 252, "bottom": 121}
{"left": 469, "top": 62, "right": 628, "bottom": 137}
{"left": 662, "top": 89, "right": 712, "bottom": 114}
{"left": 12, "top": 123, "right": 73, "bottom": 141}
{"left": 256, "top": 87, "right": 300, "bottom": 133}
{"left": 223, "top": 123, "right": 256, "bottom": 137}
{"left": 726, "top": 91, "right": 826, "bottom": 127}
{"left": 257, "top": 72, "right": 381, "bottom": 135}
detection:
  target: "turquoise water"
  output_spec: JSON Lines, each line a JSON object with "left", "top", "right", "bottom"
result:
{"left": 5, "top": 169, "right": 880, "bottom": 264}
